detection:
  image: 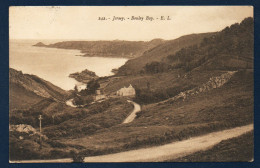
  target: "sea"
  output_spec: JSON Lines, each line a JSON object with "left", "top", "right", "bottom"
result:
{"left": 9, "top": 39, "right": 128, "bottom": 90}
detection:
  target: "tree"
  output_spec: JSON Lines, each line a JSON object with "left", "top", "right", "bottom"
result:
{"left": 74, "top": 85, "right": 78, "bottom": 92}
{"left": 74, "top": 96, "right": 84, "bottom": 106}
{"left": 147, "top": 81, "right": 151, "bottom": 90}
{"left": 86, "top": 80, "right": 100, "bottom": 94}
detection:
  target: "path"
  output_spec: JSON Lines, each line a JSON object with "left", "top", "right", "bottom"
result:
{"left": 122, "top": 100, "right": 141, "bottom": 124}
{"left": 65, "top": 98, "right": 77, "bottom": 108}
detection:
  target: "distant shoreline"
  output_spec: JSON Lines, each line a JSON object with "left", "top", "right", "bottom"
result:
{"left": 33, "top": 38, "right": 165, "bottom": 59}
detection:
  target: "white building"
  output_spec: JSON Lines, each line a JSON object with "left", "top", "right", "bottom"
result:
{"left": 116, "top": 84, "right": 136, "bottom": 97}
{"left": 95, "top": 89, "right": 106, "bottom": 101}
{"left": 75, "top": 83, "right": 87, "bottom": 92}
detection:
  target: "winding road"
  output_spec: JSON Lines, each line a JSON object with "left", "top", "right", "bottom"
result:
{"left": 11, "top": 124, "right": 253, "bottom": 163}
{"left": 122, "top": 100, "right": 141, "bottom": 124}
{"left": 65, "top": 98, "right": 77, "bottom": 108}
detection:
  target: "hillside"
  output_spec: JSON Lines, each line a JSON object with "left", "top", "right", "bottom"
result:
{"left": 34, "top": 39, "right": 165, "bottom": 58}
{"left": 166, "top": 17, "right": 253, "bottom": 72}
{"left": 9, "top": 68, "right": 134, "bottom": 161}
{"left": 9, "top": 68, "right": 69, "bottom": 110}
{"left": 117, "top": 33, "right": 215, "bottom": 75}
{"left": 117, "top": 17, "right": 253, "bottom": 75}
{"left": 104, "top": 17, "right": 253, "bottom": 102}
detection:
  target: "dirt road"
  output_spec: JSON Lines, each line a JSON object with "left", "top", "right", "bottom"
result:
{"left": 65, "top": 98, "right": 77, "bottom": 107}
{"left": 122, "top": 100, "right": 141, "bottom": 124}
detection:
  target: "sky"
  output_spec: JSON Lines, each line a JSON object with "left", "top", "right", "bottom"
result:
{"left": 9, "top": 6, "right": 253, "bottom": 41}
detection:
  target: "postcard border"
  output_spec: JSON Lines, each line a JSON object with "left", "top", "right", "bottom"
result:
{"left": 1, "top": 0, "right": 260, "bottom": 168}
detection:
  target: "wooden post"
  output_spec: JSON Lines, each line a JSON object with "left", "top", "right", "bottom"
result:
{"left": 39, "top": 115, "right": 42, "bottom": 149}
{"left": 52, "top": 115, "right": 55, "bottom": 125}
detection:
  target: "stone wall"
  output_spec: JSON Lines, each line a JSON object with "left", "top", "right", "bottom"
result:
{"left": 158, "top": 71, "right": 237, "bottom": 105}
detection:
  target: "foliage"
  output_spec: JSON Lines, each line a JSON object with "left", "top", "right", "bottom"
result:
{"left": 79, "top": 80, "right": 100, "bottom": 95}
{"left": 167, "top": 17, "right": 254, "bottom": 71}
{"left": 43, "top": 98, "right": 133, "bottom": 138}
{"left": 144, "top": 61, "right": 172, "bottom": 74}
{"left": 134, "top": 84, "right": 195, "bottom": 104}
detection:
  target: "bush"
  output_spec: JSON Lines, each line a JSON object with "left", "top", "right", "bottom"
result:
{"left": 72, "top": 154, "right": 85, "bottom": 163}
{"left": 144, "top": 61, "right": 172, "bottom": 74}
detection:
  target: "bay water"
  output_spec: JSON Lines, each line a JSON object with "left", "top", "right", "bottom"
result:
{"left": 9, "top": 39, "right": 128, "bottom": 90}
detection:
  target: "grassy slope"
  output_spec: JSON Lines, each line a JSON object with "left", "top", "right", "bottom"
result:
{"left": 9, "top": 68, "right": 69, "bottom": 112}
{"left": 103, "top": 69, "right": 224, "bottom": 97}
{"left": 9, "top": 82, "right": 44, "bottom": 110}
{"left": 166, "top": 17, "right": 253, "bottom": 72}
{"left": 43, "top": 98, "right": 133, "bottom": 139}
{"left": 28, "top": 74, "right": 69, "bottom": 100}
{"left": 169, "top": 131, "right": 253, "bottom": 162}
{"left": 135, "top": 70, "right": 253, "bottom": 127}
{"left": 117, "top": 33, "right": 215, "bottom": 74}
{"left": 9, "top": 97, "right": 133, "bottom": 160}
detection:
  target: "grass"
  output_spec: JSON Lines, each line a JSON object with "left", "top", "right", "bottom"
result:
{"left": 9, "top": 83, "right": 44, "bottom": 111}
{"left": 9, "top": 97, "right": 133, "bottom": 160}
{"left": 43, "top": 98, "right": 133, "bottom": 138}
{"left": 103, "top": 69, "right": 224, "bottom": 97}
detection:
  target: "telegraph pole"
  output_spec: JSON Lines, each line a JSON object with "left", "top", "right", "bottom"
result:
{"left": 52, "top": 115, "right": 55, "bottom": 125}
{"left": 39, "top": 115, "right": 42, "bottom": 149}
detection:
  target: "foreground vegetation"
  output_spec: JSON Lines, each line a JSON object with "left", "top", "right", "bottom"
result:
{"left": 9, "top": 98, "right": 133, "bottom": 160}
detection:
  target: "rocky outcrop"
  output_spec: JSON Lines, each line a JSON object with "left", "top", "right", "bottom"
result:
{"left": 69, "top": 69, "right": 98, "bottom": 83}
{"left": 158, "top": 71, "right": 237, "bottom": 105}
{"left": 9, "top": 124, "right": 48, "bottom": 140}
{"left": 33, "top": 42, "right": 46, "bottom": 47}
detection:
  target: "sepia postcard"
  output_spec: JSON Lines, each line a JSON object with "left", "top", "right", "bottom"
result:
{"left": 9, "top": 6, "right": 254, "bottom": 163}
